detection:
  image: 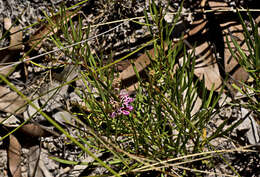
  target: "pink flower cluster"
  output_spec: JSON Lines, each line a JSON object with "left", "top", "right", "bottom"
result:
{"left": 111, "top": 90, "right": 134, "bottom": 118}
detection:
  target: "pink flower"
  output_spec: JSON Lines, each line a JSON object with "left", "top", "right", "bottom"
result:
{"left": 110, "top": 90, "right": 135, "bottom": 118}
{"left": 111, "top": 112, "right": 117, "bottom": 118}
{"left": 125, "top": 97, "right": 134, "bottom": 103}
{"left": 126, "top": 105, "right": 133, "bottom": 111}
{"left": 122, "top": 110, "right": 130, "bottom": 115}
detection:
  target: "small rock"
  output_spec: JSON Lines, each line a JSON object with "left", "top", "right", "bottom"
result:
{"left": 164, "top": 13, "right": 174, "bottom": 23}
{"left": 235, "top": 107, "right": 260, "bottom": 145}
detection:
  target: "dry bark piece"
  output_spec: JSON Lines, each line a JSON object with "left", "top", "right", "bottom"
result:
{"left": 7, "top": 135, "right": 22, "bottom": 177}
{"left": 182, "top": 19, "right": 207, "bottom": 39}
{"left": 0, "top": 86, "right": 27, "bottom": 115}
{"left": 115, "top": 60, "right": 132, "bottom": 71}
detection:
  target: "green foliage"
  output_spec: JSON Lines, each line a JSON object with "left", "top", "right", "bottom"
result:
{"left": 68, "top": 1, "right": 239, "bottom": 176}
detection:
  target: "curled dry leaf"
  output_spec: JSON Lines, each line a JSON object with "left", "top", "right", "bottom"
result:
{"left": 7, "top": 134, "right": 22, "bottom": 177}
{"left": 0, "top": 20, "right": 28, "bottom": 120}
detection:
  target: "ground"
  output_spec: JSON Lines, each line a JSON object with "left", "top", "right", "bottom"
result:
{"left": 0, "top": 0, "right": 260, "bottom": 176}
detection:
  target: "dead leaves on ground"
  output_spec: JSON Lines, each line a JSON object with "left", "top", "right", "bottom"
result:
{"left": 0, "top": 19, "right": 27, "bottom": 127}
{"left": 0, "top": 10, "right": 79, "bottom": 118}
{"left": 0, "top": 12, "right": 75, "bottom": 176}
{"left": 0, "top": 3, "right": 255, "bottom": 116}
{"left": 114, "top": 1, "right": 255, "bottom": 118}
{"left": 118, "top": 1, "right": 253, "bottom": 96}
{"left": 0, "top": 2, "right": 258, "bottom": 176}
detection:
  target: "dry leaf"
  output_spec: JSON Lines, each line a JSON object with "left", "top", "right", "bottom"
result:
{"left": 18, "top": 124, "right": 49, "bottom": 138}
{"left": 210, "top": 1, "right": 249, "bottom": 83}
{"left": 222, "top": 21, "right": 249, "bottom": 91}
{"left": 38, "top": 160, "right": 53, "bottom": 177}
{"left": 118, "top": 47, "right": 153, "bottom": 81}
{"left": 200, "top": 0, "right": 207, "bottom": 8}
{"left": 29, "top": 10, "right": 78, "bottom": 50}
{"left": 4, "top": 18, "right": 12, "bottom": 30}
{"left": 193, "top": 42, "right": 223, "bottom": 91}
{"left": 0, "top": 86, "right": 27, "bottom": 115}
{"left": 0, "top": 115, "right": 21, "bottom": 127}
{"left": 208, "top": 1, "right": 231, "bottom": 13}
{"left": 7, "top": 135, "right": 21, "bottom": 177}
{"left": 192, "top": 1, "right": 249, "bottom": 92}
{"left": 207, "top": 1, "right": 249, "bottom": 94}
{"left": 29, "top": 145, "right": 43, "bottom": 177}
{"left": 0, "top": 18, "right": 23, "bottom": 76}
